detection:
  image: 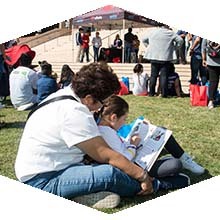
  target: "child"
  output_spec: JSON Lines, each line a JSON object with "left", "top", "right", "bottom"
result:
{"left": 37, "top": 62, "right": 58, "bottom": 103}
{"left": 96, "top": 95, "right": 205, "bottom": 189}
{"left": 132, "top": 63, "right": 149, "bottom": 96}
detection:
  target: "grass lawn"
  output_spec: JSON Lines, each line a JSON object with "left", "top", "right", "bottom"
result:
{"left": 0, "top": 95, "right": 219, "bottom": 213}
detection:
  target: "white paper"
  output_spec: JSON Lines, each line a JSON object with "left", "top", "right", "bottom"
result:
{"left": 125, "top": 119, "right": 172, "bottom": 171}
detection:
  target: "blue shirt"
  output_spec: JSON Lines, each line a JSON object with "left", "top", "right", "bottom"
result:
{"left": 37, "top": 75, "right": 58, "bottom": 103}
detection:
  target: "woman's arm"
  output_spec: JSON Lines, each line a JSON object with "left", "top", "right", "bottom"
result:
{"left": 76, "top": 136, "right": 153, "bottom": 195}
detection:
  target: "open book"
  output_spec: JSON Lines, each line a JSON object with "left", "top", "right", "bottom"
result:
{"left": 125, "top": 118, "right": 172, "bottom": 171}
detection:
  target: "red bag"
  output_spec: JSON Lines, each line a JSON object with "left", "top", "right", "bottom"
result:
{"left": 118, "top": 81, "right": 129, "bottom": 96}
{"left": 190, "top": 84, "right": 208, "bottom": 106}
{"left": 5, "top": 44, "right": 35, "bottom": 68}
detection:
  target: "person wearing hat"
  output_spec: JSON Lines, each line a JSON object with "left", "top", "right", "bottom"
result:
{"left": 9, "top": 53, "right": 38, "bottom": 111}
{"left": 36, "top": 62, "right": 58, "bottom": 103}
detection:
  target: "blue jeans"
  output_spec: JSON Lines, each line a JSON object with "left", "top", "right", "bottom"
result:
{"left": 93, "top": 46, "right": 99, "bottom": 62}
{"left": 150, "top": 62, "right": 170, "bottom": 97}
{"left": 24, "top": 164, "right": 142, "bottom": 199}
{"left": 190, "top": 56, "right": 207, "bottom": 85}
{"left": 124, "top": 42, "right": 132, "bottom": 63}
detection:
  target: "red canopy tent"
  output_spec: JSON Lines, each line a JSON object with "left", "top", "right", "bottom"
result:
{"left": 72, "top": 5, "right": 161, "bottom": 30}
{"left": 72, "top": 5, "right": 162, "bottom": 62}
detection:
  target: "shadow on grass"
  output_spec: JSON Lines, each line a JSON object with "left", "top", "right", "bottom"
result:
{"left": 2, "top": 121, "right": 26, "bottom": 129}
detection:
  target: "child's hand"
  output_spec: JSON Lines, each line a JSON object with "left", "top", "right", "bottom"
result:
{"left": 131, "top": 135, "right": 141, "bottom": 146}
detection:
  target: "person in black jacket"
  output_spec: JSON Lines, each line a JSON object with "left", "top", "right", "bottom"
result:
{"left": 124, "top": 28, "right": 135, "bottom": 63}
{"left": 75, "top": 27, "right": 84, "bottom": 62}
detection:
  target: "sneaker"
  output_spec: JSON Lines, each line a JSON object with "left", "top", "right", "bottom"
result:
{"left": 208, "top": 101, "right": 214, "bottom": 110}
{"left": 72, "top": 191, "right": 120, "bottom": 209}
{"left": 17, "top": 103, "right": 34, "bottom": 111}
{"left": 180, "top": 153, "right": 205, "bottom": 175}
{"left": 158, "top": 173, "right": 190, "bottom": 190}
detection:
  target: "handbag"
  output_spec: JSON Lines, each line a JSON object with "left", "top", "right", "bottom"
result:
{"left": 207, "top": 41, "right": 220, "bottom": 58}
{"left": 190, "top": 84, "right": 208, "bottom": 106}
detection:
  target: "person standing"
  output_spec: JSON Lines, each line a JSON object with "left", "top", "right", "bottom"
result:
{"left": 124, "top": 27, "right": 135, "bottom": 63}
{"left": 80, "top": 30, "right": 90, "bottom": 63}
{"left": 188, "top": 34, "right": 207, "bottom": 85}
{"left": 176, "top": 30, "right": 187, "bottom": 64}
{"left": 202, "top": 39, "right": 220, "bottom": 109}
{"left": 75, "top": 27, "right": 84, "bottom": 62}
{"left": 142, "top": 25, "right": 183, "bottom": 97}
{"left": 92, "top": 32, "right": 102, "bottom": 62}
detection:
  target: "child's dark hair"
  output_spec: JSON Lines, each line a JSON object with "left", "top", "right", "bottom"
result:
{"left": 102, "top": 95, "right": 129, "bottom": 118}
{"left": 133, "top": 63, "right": 143, "bottom": 73}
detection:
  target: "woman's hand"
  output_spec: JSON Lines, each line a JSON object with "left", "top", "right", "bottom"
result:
{"left": 137, "top": 172, "right": 154, "bottom": 195}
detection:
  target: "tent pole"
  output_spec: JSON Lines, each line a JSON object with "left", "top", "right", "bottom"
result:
{"left": 72, "top": 23, "right": 75, "bottom": 63}
{"left": 122, "top": 19, "right": 125, "bottom": 63}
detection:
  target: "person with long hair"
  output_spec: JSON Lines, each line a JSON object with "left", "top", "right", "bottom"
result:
{"left": 58, "top": 64, "right": 74, "bottom": 88}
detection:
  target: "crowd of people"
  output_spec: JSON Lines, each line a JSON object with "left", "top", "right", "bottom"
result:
{"left": 75, "top": 27, "right": 140, "bottom": 64}
{"left": 11, "top": 60, "right": 205, "bottom": 209}
{"left": 0, "top": 23, "right": 219, "bottom": 210}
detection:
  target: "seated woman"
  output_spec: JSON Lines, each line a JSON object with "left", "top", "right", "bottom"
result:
{"left": 58, "top": 64, "right": 75, "bottom": 88}
{"left": 112, "top": 34, "right": 123, "bottom": 49}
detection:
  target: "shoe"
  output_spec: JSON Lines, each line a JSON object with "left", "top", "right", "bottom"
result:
{"left": 208, "top": 101, "right": 214, "bottom": 110}
{"left": 17, "top": 103, "right": 34, "bottom": 111}
{"left": 158, "top": 173, "right": 190, "bottom": 190}
{"left": 180, "top": 153, "right": 205, "bottom": 175}
{"left": 72, "top": 191, "right": 120, "bottom": 209}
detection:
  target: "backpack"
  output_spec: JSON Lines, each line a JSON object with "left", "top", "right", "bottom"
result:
{"left": 207, "top": 41, "right": 220, "bottom": 58}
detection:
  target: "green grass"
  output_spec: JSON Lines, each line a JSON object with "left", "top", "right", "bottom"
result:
{"left": 0, "top": 96, "right": 219, "bottom": 213}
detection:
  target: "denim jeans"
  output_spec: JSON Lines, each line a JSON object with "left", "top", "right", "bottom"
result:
{"left": 124, "top": 42, "right": 132, "bottom": 63}
{"left": 150, "top": 62, "right": 170, "bottom": 97}
{"left": 24, "top": 163, "right": 142, "bottom": 199}
{"left": 190, "top": 56, "right": 207, "bottom": 85}
{"left": 93, "top": 46, "right": 99, "bottom": 62}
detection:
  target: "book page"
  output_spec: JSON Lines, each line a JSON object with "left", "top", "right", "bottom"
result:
{"left": 125, "top": 119, "right": 172, "bottom": 171}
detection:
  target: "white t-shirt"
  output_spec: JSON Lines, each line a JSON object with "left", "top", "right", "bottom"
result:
{"left": 98, "top": 126, "right": 136, "bottom": 161}
{"left": 132, "top": 72, "right": 149, "bottom": 96}
{"left": 15, "top": 86, "right": 101, "bottom": 182}
{"left": 9, "top": 66, "right": 38, "bottom": 108}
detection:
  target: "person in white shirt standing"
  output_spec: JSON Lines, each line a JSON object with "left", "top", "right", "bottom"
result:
{"left": 92, "top": 31, "right": 102, "bottom": 62}
{"left": 9, "top": 53, "right": 38, "bottom": 111}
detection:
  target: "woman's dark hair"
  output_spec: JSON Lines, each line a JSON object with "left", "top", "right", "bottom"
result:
{"left": 72, "top": 62, "right": 121, "bottom": 101}
{"left": 101, "top": 95, "right": 129, "bottom": 118}
{"left": 59, "top": 64, "right": 74, "bottom": 85}
{"left": 133, "top": 63, "right": 143, "bottom": 73}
